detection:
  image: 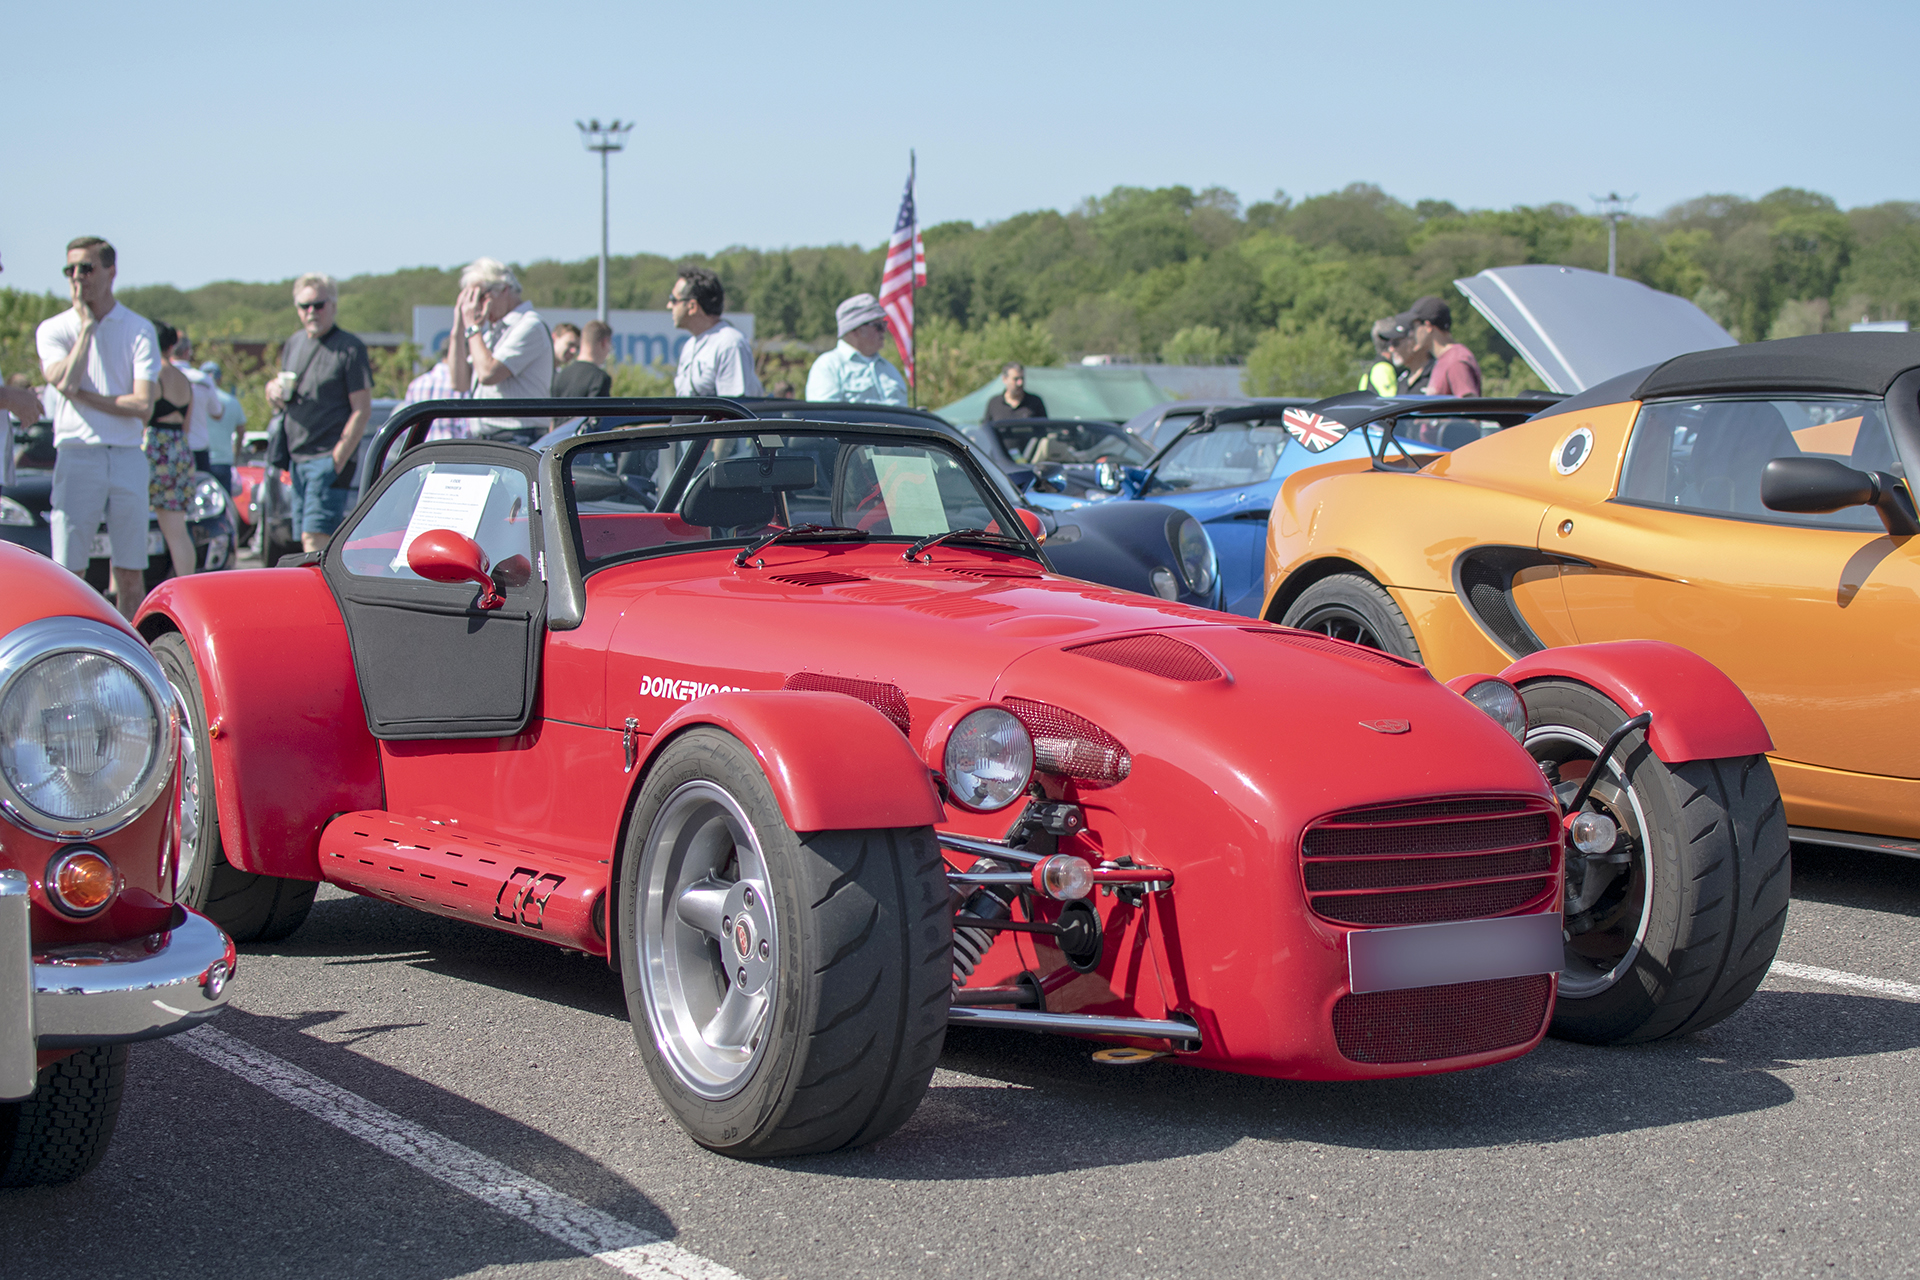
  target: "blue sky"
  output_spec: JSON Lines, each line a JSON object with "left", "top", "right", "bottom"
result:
{"left": 5, "top": 0, "right": 1915, "bottom": 295}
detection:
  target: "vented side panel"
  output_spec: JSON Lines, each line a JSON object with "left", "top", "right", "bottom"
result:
{"left": 1332, "top": 974, "right": 1552, "bottom": 1063}
{"left": 783, "top": 672, "right": 912, "bottom": 736}
{"left": 1066, "top": 634, "right": 1223, "bottom": 682}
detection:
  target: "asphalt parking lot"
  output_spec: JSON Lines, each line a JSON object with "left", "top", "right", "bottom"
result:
{"left": 3, "top": 841, "right": 1918, "bottom": 1280}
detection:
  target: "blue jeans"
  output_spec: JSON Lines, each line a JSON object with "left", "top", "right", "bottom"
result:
{"left": 289, "top": 454, "right": 352, "bottom": 537}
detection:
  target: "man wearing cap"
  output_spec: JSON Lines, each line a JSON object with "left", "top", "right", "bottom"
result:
{"left": 805, "top": 294, "right": 909, "bottom": 405}
{"left": 1398, "top": 296, "right": 1480, "bottom": 397}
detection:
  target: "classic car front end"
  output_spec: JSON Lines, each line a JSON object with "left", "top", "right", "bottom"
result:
{"left": 1, "top": 544, "right": 236, "bottom": 1186}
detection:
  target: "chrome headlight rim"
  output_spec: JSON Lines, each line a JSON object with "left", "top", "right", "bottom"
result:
{"left": 0, "top": 617, "right": 179, "bottom": 839}
{"left": 941, "top": 706, "right": 1035, "bottom": 813}
{"left": 1451, "top": 675, "right": 1528, "bottom": 743}
{"left": 1169, "top": 512, "right": 1216, "bottom": 597}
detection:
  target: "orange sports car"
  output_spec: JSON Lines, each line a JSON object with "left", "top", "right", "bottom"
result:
{"left": 1264, "top": 326, "right": 1920, "bottom": 1038}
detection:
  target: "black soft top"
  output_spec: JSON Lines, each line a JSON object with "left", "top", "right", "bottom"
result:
{"left": 1635, "top": 332, "right": 1920, "bottom": 400}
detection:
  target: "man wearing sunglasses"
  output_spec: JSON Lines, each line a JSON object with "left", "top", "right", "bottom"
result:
{"left": 805, "top": 294, "right": 908, "bottom": 405}
{"left": 35, "top": 235, "right": 160, "bottom": 616}
{"left": 268, "top": 272, "right": 373, "bottom": 553}
{"left": 668, "top": 266, "right": 762, "bottom": 398}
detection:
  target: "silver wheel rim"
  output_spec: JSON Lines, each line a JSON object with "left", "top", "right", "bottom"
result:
{"left": 168, "top": 681, "right": 204, "bottom": 897}
{"left": 636, "top": 780, "right": 778, "bottom": 1100}
{"left": 1526, "top": 723, "right": 1652, "bottom": 999}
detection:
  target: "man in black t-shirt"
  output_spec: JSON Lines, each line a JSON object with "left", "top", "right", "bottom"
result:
{"left": 553, "top": 318, "right": 614, "bottom": 398}
{"left": 983, "top": 362, "right": 1047, "bottom": 421}
{"left": 266, "top": 272, "right": 372, "bottom": 552}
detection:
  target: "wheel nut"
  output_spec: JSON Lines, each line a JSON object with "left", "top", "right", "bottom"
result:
{"left": 737, "top": 967, "right": 747, "bottom": 986}
{"left": 759, "top": 939, "right": 769, "bottom": 959}
{"left": 742, "top": 887, "right": 756, "bottom": 907}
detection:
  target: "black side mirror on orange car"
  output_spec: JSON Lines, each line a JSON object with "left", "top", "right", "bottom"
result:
{"left": 1761, "top": 455, "right": 1920, "bottom": 536}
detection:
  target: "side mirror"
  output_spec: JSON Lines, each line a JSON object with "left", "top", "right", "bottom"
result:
{"left": 1095, "top": 461, "right": 1122, "bottom": 492}
{"left": 1762, "top": 456, "right": 1920, "bottom": 536}
{"left": 406, "top": 528, "right": 506, "bottom": 609}
{"left": 1016, "top": 509, "right": 1047, "bottom": 544}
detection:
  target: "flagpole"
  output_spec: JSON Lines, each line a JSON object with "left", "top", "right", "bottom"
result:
{"left": 907, "top": 149, "right": 918, "bottom": 410}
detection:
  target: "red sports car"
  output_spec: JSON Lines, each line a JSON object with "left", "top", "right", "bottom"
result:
{"left": 133, "top": 399, "right": 1786, "bottom": 1158}
{"left": 2, "top": 544, "right": 236, "bottom": 1185}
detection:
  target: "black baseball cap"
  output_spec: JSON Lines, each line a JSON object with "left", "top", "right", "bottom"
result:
{"left": 1397, "top": 295, "right": 1452, "bottom": 330}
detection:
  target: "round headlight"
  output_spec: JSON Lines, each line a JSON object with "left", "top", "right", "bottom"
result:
{"left": 1174, "top": 515, "right": 1215, "bottom": 596}
{"left": 1460, "top": 678, "right": 1527, "bottom": 742}
{"left": 187, "top": 475, "right": 228, "bottom": 523}
{"left": 943, "top": 708, "right": 1034, "bottom": 812}
{"left": 0, "top": 496, "right": 35, "bottom": 528}
{"left": 0, "top": 618, "right": 176, "bottom": 837}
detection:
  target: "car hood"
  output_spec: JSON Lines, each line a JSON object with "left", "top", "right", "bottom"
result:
{"left": 1453, "top": 264, "right": 1735, "bottom": 394}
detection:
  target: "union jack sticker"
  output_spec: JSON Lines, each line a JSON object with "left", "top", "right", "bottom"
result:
{"left": 1281, "top": 408, "right": 1350, "bottom": 452}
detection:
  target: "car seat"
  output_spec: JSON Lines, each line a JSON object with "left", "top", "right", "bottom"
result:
{"left": 1678, "top": 402, "right": 1800, "bottom": 515}
{"left": 679, "top": 466, "right": 780, "bottom": 531}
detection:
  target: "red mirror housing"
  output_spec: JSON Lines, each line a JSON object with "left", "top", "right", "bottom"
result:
{"left": 406, "top": 528, "right": 505, "bottom": 609}
{"left": 1016, "top": 509, "right": 1046, "bottom": 543}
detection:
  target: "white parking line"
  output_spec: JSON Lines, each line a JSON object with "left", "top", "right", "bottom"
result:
{"left": 173, "top": 1026, "right": 743, "bottom": 1280}
{"left": 1769, "top": 961, "right": 1920, "bottom": 1002}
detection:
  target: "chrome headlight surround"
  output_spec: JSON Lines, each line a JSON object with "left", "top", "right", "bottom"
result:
{"left": 186, "top": 472, "right": 232, "bottom": 524}
{"left": 1445, "top": 674, "right": 1528, "bottom": 743}
{"left": 0, "top": 617, "right": 179, "bottom": 839}
{"left": 1169, "top": 513, "right": 1216, "bottom": 597}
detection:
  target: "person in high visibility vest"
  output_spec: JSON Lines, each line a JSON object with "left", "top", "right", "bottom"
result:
{"left": 1358, "top": 316, "right": 1409, "bottom": 396}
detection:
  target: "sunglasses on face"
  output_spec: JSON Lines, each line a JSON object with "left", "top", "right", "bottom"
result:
{"left": 296, "top": 299, "right": 332, "bottom": 312}
{"left": 61, "top": 263, "right": 97, "bottom": 279}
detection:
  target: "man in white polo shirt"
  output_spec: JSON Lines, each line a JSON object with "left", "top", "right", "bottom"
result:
{"left": 37, "top": 235, "right": 159, "bottom": 617}
{"left": 669, "top": 266, "right": 762, "bottom": 398}
{"left": 451, "top": 257, "right": 552, "bottom": 442}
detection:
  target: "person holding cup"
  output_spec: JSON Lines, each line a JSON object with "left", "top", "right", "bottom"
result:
{"left": 267, "top": 272, "right": 372, "bottom": 553}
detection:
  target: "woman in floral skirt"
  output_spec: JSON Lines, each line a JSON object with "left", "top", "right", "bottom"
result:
{"left": 147, "top": 323, "right": 197, "bottom": 578}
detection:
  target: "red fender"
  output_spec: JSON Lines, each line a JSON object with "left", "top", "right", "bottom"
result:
{"left": 644, "top": 691, "right": 943, "bottom": 832}
{"left": 136, "top": 568, "right": 382, "bottom": 880}
{"left": 1500, "top": 640, "right": 1773, "bottom": 763}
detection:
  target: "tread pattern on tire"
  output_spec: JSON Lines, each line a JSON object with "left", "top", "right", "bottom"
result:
{"left": 0, "top": 1045, "right": 128, "bottom": 1187}
{"left": 1278, "top": 573, "right": 1423, "bottom": 663}
{"left": 151, "top": 633, "right": 317, "bottom": 943}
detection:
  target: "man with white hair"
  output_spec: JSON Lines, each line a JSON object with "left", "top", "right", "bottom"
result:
{"left": 451, "top": 257, "right": 552, "bottom": 440}
{"left": 266, "top": 271, "right": 373, "bottom": 553}
{"left": 805, "top": 294, "right": 908, "bottom": 405}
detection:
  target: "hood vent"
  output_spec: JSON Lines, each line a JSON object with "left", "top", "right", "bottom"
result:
{"left": 784, "top": 672, "right": 910, "bottom": 735}
{"left": 1065, "top": 634, "right": 1223, "bottom": 682}
{"left": 942, "top": 564, "right": 1043, "bottom": 580}
{"left": 769, "top": 569, "right": 869, "bottom": 587}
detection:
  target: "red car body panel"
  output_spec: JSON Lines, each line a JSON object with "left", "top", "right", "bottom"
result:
{"left": 1501, "top": 640, "right": 1774, "bottom": 763}
{"left": 137, "top": 568, "right": 381, "bottom": 879}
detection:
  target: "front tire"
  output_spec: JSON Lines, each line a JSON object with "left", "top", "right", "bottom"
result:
{"left": 152, "top": 634, "right": 318, "bottom": 942}
{"left": 1278, "top": 573, "right": 1422, "bottom": 661}
{"left": 619, "top": 728, "right": 950, "bottom": 1158}
{"left": 0, "top": 1045, "right": 128, "bottom": 1187}
{"left": 1521, "top": 679, "right": 1790, "bottom": 1044}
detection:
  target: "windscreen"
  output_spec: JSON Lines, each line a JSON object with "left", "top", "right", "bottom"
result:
{"left": 992, "top": 420, "right": 1152, "bottom": 467}
{"left": 1141, "top": 420, "right": 1292, "bottom": 495}
{"left": 565, "top": 428, "right": 1009, "bottom": 568}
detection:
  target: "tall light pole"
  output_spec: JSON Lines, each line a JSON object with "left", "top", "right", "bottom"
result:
{"left": 577, "top": 118, "right": 634, "bottom": 322}
{"left": 1593, "top": 191, "right": 1637, "bottom": 277}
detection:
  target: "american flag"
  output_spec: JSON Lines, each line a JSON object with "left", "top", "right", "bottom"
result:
{"left": 1281, "top": 407, "right": 1349, "bottom": 452}
{"left": 879, "top": 156, "right": 927, "bottom": 386}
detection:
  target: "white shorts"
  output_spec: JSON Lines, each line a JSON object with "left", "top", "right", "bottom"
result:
{"left": 49, "top": 444, "right": 151, "bottom": 571}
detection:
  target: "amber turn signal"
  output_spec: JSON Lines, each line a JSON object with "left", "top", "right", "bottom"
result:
{"left": 47, "top": 847, "right": 117, "bottom": 916}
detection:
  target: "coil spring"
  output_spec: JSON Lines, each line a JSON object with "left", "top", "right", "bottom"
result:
{"left": 952, "top": 859, "right": 1012, "bottom": 989}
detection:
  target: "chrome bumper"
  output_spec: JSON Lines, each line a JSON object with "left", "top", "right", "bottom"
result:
{"left": 3, "top": 870, "right": 236, "bottom": 1102}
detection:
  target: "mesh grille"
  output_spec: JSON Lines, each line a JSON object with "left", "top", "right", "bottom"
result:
{"left": 1066, "top": 634, "right": 1223, "bottom": 682}
{"left": 1243, "top": 627, "right": 1419, "bottom": 669}
{"left": 1003, "top": 697, "right": 1131, "bottom": 784}
{"left": 769, "top": 569, "right": 869, "bottom": 587}
{"left": 1302, "top": 796, "right": 1560, "bottom": 926}
{"left": 784, "top": 673, "right": 911, "bottom": 736}
{"left": 1332, "top": 974, "right": 1552, "bottom": 1064}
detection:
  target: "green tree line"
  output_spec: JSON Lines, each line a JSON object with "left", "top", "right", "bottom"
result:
{"left": 6, "top": 184, "right": 1916, "bottom": 411}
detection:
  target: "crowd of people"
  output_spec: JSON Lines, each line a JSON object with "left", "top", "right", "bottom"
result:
{"left": 7, "top": 234, "right": 1487, "bottom": 615}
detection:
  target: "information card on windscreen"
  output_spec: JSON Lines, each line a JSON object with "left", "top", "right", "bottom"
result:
{"left": 395, "top": 471, "right": 496, "bottom": 570}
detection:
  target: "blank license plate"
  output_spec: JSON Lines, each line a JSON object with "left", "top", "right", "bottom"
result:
{"left": 86, "top": 529, "right": 167, "bottom": 559}
{"left": 1347, "top": 912, "right": 1563, "bottom": 995}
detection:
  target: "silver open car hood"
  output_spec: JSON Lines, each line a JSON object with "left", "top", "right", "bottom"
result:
{"left": 1453, "top": 264, "right": 1735, "bottom": 394}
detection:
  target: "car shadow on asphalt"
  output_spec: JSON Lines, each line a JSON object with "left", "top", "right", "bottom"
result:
{"left": 0, "top": 1004, "right": 680, "bottom": 1280}
{"left": 1790, "top": 842, "right": 1920, "bottom": 918}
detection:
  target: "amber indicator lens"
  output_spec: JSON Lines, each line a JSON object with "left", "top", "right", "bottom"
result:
{"left": 49, "top": 848, "right": 117, "bottom": 915}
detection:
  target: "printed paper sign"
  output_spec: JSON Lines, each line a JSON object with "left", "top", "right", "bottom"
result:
{"left": 871, "top": 454, "right": 949, "bottom": 537}
{"left": 395, "top": 471, "right": 497, "bottom": 570}
{"left": 1281, "top": 408, "right": 1350, "bottom": 453}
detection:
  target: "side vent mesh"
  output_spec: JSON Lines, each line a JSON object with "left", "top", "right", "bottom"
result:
{"left": 1065, "top": 634, "right": 1223, "bottom": 682}
{"left": 784, "top": 673, "right": 911, "bottom": 736}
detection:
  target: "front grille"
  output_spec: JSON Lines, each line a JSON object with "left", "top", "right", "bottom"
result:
{"left": 783, "top": 673, "right": 911, "bottom": 736}
{"left": 1302, "top": 795, "right": 1558, "bottom": 926}
{"left": 1332, "top": 974, "right": 1553, "bottom": 1063}
{"left": 1066, "top": 634, "right": 1223, "bottom": 682}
